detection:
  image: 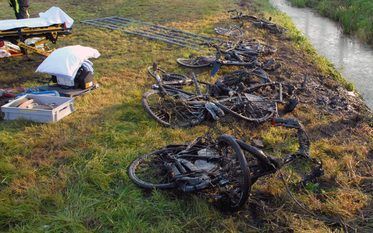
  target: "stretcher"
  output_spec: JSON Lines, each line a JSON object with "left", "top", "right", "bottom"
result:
{"left": 0, "top": 7, "right": 73, "bottom": 57}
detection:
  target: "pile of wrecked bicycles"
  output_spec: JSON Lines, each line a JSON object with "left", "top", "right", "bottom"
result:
{"left": 129, "top": 11, "right": 324, "bottom": 211}
{"left": 0, "top": 6, "right": 325, "bottom": 212}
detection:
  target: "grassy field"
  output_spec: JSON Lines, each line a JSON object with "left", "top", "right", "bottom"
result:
{"left": 288, "top": 0, "right": 373, "bottom": 45}
{"left": 1, "top": 0, "right": 372, "bottom": 232}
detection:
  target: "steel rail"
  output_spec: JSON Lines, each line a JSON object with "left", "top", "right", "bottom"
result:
{"left": 81, "top": 16, "right": 222, "bottom": 49}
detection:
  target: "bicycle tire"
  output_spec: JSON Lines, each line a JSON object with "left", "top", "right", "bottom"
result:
{"left": 142, "top": 90, "right": 172, "bottom": 127}
{"left": 246, "top": 83, "right": 298, "bottom": 114}
{"left": 147, "top": 66, "right": 188, "bottom": 83}
{"left": 216, "top": 95, "right": 276, "bottom": 123}
{"left": 176, "top": 57, "right": 215, "bottom": 68}
{"left": 217, "top": 135, "right": 250, "bottom": 211}
{"left": 142, "top": 90, "right": 206, "bottom": 128}
{"left": 128, "top": 146, "right": 187, "bottom": 190}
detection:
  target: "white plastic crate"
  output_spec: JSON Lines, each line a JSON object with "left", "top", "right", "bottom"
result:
{"left": 1, "top": 94, "right": 74, "bottom": 123}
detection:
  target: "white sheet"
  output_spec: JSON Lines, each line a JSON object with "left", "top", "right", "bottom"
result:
{"left": 0, "top": 7, "right": 74, "bottom": 31}
{"left": 36, "top": 45, "right": 100, "bottom": 78}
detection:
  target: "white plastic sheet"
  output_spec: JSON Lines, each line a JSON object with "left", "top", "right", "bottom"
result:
{"left": 0, "top": 7, "right": 74, "bottom": 31}
{"left": 39, "top": 7, "right": 74, "bottom": 28}
{"left": 36, "top": 45, "right": 100, "bottom": 78}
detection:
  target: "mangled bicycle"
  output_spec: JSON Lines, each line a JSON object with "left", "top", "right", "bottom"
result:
{"left": 143, "top": 64, "right": 297, "bottom": 127}
{"left": 229, "top": 10, "right": 286, "bottom": 35}
{"left": 176, "top": 41, "right": 276, "bottom": 76}
{"left": 211, "top": 70, "right": 299, "bottom": 113}
{"left": 143, "top": 64, "right": 282, "bottom": 127}
{"left": 128, "top": 118, "right": 324, "bottom": 211}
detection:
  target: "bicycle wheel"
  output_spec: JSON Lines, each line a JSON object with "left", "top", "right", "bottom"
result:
{"left": 177, "top": 56, "right": 215, "bottom": 68}
{"left": 246, "top": 83, "right": 282, "bottom": 100}
{"left": 247, "top": 83, "right": 298, "bottom": 113}
{"left": 215, "top": 26, "right": 243, "bottom": 37}
{"left": 147, "top": 66, "right": 188, "bottom": 85}
{"left": 238, "top": 42, "right": 277, "bottom": 55}
{"left": 128, "top": 146, "right": 187, "bottom": 190}
{"left": 142, "top": 90, "right": 206, "bottom": 128}
{"left": 216, "top": 135, "right": 250, "bottom": 211}
{"left": 142, "top": 90, "right": 172, "bottom": 127}
{"left": 216, "top": 94, "right": 276, "bottom": 123}
{"left": 214, "top": 69, "right": 270, "bottom": 94}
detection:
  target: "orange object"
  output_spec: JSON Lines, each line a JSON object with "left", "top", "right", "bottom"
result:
{"left": 18, "top": 99, "right": 34, "bottom": 108}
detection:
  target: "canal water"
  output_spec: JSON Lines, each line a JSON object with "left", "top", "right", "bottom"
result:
{"left": 270, "top": 0, "right": 373, "bottom": 109}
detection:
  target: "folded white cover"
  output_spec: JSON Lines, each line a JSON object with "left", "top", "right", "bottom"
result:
{"left": 36, "top": 45, "right": 100, "bottom": 77}
{"left": 0, "top": 7, "right": 74, "bottom": 31}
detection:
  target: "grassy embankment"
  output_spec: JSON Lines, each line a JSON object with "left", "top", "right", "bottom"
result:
{"left": 0, "top": 0, "right": 372, "bottom": 232}
{"left": 289, "top": 0, "right": 373, "bottom": 45}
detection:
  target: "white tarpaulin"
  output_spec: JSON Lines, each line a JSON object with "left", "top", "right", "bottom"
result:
{"left": 36, "top": 45, "right": 100, "bottom": 79}
{"left": 0, "top": 7, "right": 74, "bottom": 31}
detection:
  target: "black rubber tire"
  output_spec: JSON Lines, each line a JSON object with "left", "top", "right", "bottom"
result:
{"left": 128, "top": 146, "right": 187, "bottom": 190}
{"left": 176, "top": 57, "right": 214, "bottom": 68}
{"left": 217, "top": 135, "right": 251, "bottom": 211}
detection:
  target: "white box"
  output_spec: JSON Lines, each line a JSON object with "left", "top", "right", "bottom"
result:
{"left": 1, "top": 94, "right": 74, "bottom": 123}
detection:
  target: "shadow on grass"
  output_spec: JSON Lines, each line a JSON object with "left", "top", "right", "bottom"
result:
{"left": 308, "top": 114, "right": 366, "bottom": 140}
{"left": 0, "top": 119, "right": 41, "bottom": 134}
{"left": 0, "top": 56, "right": 45, "bottom": 87}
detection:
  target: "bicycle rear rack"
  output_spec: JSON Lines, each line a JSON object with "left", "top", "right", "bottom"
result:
{"left": 82, "top": 16, "right": 223, "bottom": 49}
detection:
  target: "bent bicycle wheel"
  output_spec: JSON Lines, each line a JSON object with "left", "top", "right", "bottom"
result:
{"left": 246, "top": 83, "right": 283, "bottom": 101}
{"left": 147, "top": 66, "right": 188, "bottom": 85}
{"left": 142, "top": 90, "right": 206, "bottom": 128}
{"left": 128, "top": 146, "right": 187, "bottom": 190}
{"left": 216, "top": 94, "right": 276, "bottom": 123}
{"left": 247, "top": 83, "right": 298, "bottom": 114}
{"left": 176, "top": 56, "right": 215, "bottom": 68}
{"left": 216, "top": 135, "right": 250, "bottom": 211}
{"left": 142, "top": 90, "right": 172, "bottom": 127}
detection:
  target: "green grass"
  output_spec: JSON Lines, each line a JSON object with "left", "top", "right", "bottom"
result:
{"left": 288, "top": 0, "right": 373, "bottom": 45}
{"left": 0, "top": 0, "right": 372, "bottom": 232}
